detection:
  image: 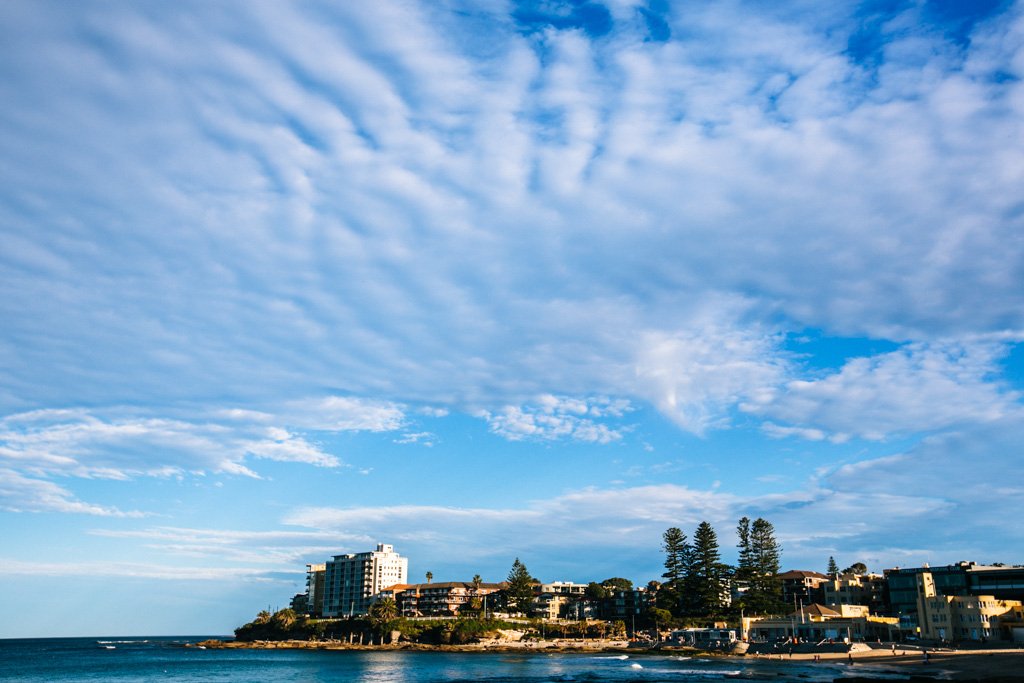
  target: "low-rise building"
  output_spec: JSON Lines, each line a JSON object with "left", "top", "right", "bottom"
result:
{"left": 539, "top": 581, "right": 588, "bottom": 596}
{"left": 386, "top": 580, "right": 503, "bottom": 617}
{"left": 742, "top": 603, "right": 899, "bottom": 642}
{"left": 822, "top": 572, "right": 886, "bottom": 613}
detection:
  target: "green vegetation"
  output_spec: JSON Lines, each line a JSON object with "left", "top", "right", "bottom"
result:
{"left": 505, "top": 558, "right": 535, "bottom": 615}
{"left": 741, "top": 518, "right": 783, "bottom": 615}
{"left": 234, "top": 610, "right": 529, "bottom": 645}
{"left": 234, "top": 608, "right": 327, "bottom": 641}
{"left": 659, "top": 516, "right": 784, "bottom": 622}
{"left": 689, "top": 521, "right": 727, "bottom": 617}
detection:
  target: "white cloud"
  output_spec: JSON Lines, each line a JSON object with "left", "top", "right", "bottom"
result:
{"left": 748, "top": 341, "right": 1022, "bottom": 441}
{"left": 0, "top": 0, "right": 1022, "bottom": 590}
{"left": 279, "top": 396, "right": 406, "bottom": 432}
{"left": 0, "top": 395, "right": 414, "bottom": 516}
{"left": 284, "top": 484, "right": 740, "bottom": 566}
{"left": 87, "top": 526, "right": 362, "bottom": 566}
{"left": 634, "top": 327, "right": 787, "bottom": 434}
{"left": 0, "top": 468, "right": 140, "bottom": 517}
{"left": 0, "top": 558, "right": 293, "bottom": 582}
{"left": 394, "top": 431, "right": 437, "bottom": 446}
{"left": 480, "top": 395, "right": 632, "bottom": 443}
{"left": 1, "top": 0, "right": 1022, "bottom": 432}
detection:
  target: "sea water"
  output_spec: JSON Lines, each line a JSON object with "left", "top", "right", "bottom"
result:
{"left": 0, "top": 638, "right": 910, "bottom": 682}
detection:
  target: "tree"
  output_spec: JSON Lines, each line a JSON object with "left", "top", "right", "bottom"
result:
{"left": 744, "top": 518, "right": 783, "bottom": 614}
{"left": 369, "top": 597, "right": 397, "bottom": 624}
{"left": 661, "top": 527, "right": 692, "bottom": 617}
{"left": 662, "top": 527, "right": 690, "bottom": 585}
{"left": 690, "top": 521, "right": 727, "bottom": 616}
{"left": 255, "top": 610, "right": 272, "bottom": 624}
{"left": 585, "top": 582, "right": 609, "bottom": 600}
{"left": 642, "top": 606, "right": 674, "bottom": 632}
{"left": 735, "top": 517, "right": 753, "bottom": 582}
{"left": 827, "top": 556, "right": 839, "bottom": 576}
{"left": 506, "top": 558, "right": 535, "bottom": 615}
{"left": 271, "top": 608, "right": 297, "bottom": 630}
{"left": 842, "top": 562, "right": 867, "bottom": 575}
{"left": 426, "top": 571, "right": 433, "bottom": 584}
{"left": 601, "top": 577, "right": 633, "bottom": 592}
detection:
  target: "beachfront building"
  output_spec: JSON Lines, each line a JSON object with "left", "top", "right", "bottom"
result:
{"left": 322, "top": 544, "right": 408, "bottom": 617}
{"left": 916, "top": 570, "right": 1024, "bottom": 641}
{"left": 386, "top": 580, "right": 504, "bottom": 617}
{"left": 742, "top": 603, "right": 899, "bottom": 643}
{"left": 885, "top": 562, "right": 1024, "bottom": 633}
{"left": 305, "top": 563, "right": 326, "bottom": 617}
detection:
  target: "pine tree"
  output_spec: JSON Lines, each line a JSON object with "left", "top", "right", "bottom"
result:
{"left": 662, "top": 527, "right": 690, "bottom": 584}
{"left": 690, "top": 521, "right": 726, "bottom": 616}
{"left": 827, "top": 556, "right": 839, "bottom": 577}
{"left": 661, "top": 527, "right": 691, "bottom": 617}
{"left": 735, "top": 517, "right": 753, "bottom": 583}
{"left": 745, "top": 518, "right": 783, "bottom": 614}
{"left": 506, "top": 558, "right": 535, "bottom": 615}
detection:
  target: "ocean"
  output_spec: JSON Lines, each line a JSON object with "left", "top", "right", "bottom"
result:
{"left": 0, "top": 638, "right": 908, "bottom": 682}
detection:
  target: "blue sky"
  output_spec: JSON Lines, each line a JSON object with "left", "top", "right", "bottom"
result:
{"left": 1, "top": 0, "right": 1023, "bottom": 638}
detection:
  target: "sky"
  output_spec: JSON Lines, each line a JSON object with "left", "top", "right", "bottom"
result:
{"left": 1, "top": 0, "right": 1023, "bottom": 638}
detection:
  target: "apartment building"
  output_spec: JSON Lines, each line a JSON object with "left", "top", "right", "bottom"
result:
{"left": 885, "top": 562, "right": 1024, "bottom": 631}
{"left": 916, "top": 570, "right": 1023, "bottom": 641}
{"left": 322, "top": 544, "right": 408, "bottom": 617}
{"left": 779, "top": 570, "right": 829, "bottom": 609}
{"left": 305, "top": 563, "right": 326, "bottom": 617}
{"left": 388, "top": 580, "right": 503, "bottom": 617}
{"left": 822, "top": 572, "right": 886, "bottom": 613}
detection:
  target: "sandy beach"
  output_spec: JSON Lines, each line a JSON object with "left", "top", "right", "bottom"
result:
{"left": 742, "top": 645, "right": 1024, "bottom": 681}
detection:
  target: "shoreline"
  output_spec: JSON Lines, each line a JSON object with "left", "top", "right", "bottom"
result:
{"left": 195, "top": 639, "right": 1024, "bottom": 680}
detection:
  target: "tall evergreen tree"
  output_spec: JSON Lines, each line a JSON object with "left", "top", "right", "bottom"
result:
{"left": 661, "top": 527, "right": 691, "bottom": 617}
{"left": 505, "top": 558, "right": 535, "bottom": 615}
{"left": 690, "top": 521, "right": 726, "bottom": 616}
{"left": 662, "top": 527, "right": 690, "bottom": 584}
{"left": 745, "top": 518, "right": 783, "bottom": 614}
{"left": 735, "top": 517, "right": 753, "bottom": 582}
{"left": 827, "top": 556, "right": 839, "bottom": 577}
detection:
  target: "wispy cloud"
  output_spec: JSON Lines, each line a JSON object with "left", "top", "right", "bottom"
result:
{"left": 748, "top": 340, "right": 1022, "bottom": 441}
{"left": 0, "top": 468, "right": 141, "bottom": 517}
{"left": 1, "top": 0, "right": 1022, "bottom": 426}
{"left": 0, "top": 558, "right": 294, "bottom": 582}
{"left": 480, "top": 395, "right": 632, "bottom": 443}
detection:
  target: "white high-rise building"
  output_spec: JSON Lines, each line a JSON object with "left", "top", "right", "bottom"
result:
{"left": 323, "top": 543, "right": 408, "bottom": 616}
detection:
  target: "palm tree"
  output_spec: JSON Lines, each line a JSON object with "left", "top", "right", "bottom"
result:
{"left": 369, "top": 597, "right": 398, "bottom": 623}
{"left": 254, "top": 610, "right": 272, "bottom": 625}
{"left": 469, "top": 574, "right": 484, "bottom": 617}
{"left": 426, "top": 571, "right": 433, "bottom": 584}
{"left": 272, "top": 608, "right": 297, "bottom": 630}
